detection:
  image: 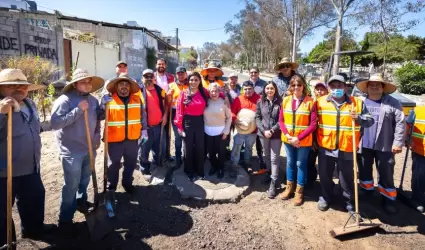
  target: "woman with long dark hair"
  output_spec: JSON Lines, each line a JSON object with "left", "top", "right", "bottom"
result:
{"left": 255, "top": 81, "right": 282, "bottom": 198}
{"left": 278, "top": 74, "right": 317, "bottom": 206}
{"left": 174, "top": 72, "right": 209, "bottom": 181}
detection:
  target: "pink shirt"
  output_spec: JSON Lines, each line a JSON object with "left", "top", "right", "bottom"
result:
{"left": 174, "top": 91, "right": 207, "bottom": 131}
{"left": 279, "top": 99, "right": 317, "bottom": 141}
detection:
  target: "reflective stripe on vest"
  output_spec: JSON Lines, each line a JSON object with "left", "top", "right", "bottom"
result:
{"left": 412, "top": 107, "right": 425, "bottom": 156}
{"left": 316, "top": 95, "right": 362, "bottom": 152}
{"left": 281, "top": 96, "right": 314, "bottom": 147}
{"left": 107, "top": 93, "right": 142, "bottom": 142}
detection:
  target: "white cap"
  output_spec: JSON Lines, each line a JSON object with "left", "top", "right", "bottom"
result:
{"left": 229, "top": 72, "right": 238, "bottom": 78}
{"left": 142, "top": 69, "right": 154, "bottom": 76}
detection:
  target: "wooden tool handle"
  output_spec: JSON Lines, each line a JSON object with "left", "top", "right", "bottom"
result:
{"left": 84, "top": 110, "right": 98, "bottom": 205}
{"left": 103, "top": 104, "right": 109, "bottom": 193}
{"left": 7, "top": 106, "right": 12, "bottom": 249}
{"left": 351, "top": 103, "right": 360, "bottom": 225}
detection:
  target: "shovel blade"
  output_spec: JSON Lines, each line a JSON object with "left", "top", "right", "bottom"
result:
{"left": 329, "top": 219, "right": 381, "bottom": 238}
{"left": 85, "top": 204, "right": 115, "bottom": 241}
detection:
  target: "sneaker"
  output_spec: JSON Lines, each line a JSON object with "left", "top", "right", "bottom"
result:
{"left": 317, "top": 196, "right": 330, "bottom": 211}
{"left": 123, "top": 184, "right": 135, "bottom": 195}
{"left": 267, "top": 180, "right": 277, "bottom": 199}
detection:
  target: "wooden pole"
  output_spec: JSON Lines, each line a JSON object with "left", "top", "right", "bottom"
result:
{"left": 7, "top": 106, "right": 13, "bottom": 250}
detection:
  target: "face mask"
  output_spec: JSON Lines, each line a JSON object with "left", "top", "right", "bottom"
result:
{"left": 331, "top": 89, "right": 344, "bottom": 98}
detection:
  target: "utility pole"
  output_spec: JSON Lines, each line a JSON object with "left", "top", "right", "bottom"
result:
{"left": 176, "top": 28, "right": 179, "bottom": 64}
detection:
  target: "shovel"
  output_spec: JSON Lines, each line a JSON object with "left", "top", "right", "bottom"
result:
{"left": 5, "top": 107, "right": 14, "bottom": 250}
{"left": 330, "top": 104, "right": 381, "bottom": 237}
{"left": 102, "top": 103, "right": 116, "bottom": 216}
{"left": 83, "top": 110, "right": 114, "bottom": 241}
{"left": 397, "top": 126, "right": 416, "bottom": 210}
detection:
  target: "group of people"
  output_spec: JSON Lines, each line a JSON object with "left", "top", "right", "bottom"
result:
{"left": 1, "top": 56, "right": 425, "bottom": 246}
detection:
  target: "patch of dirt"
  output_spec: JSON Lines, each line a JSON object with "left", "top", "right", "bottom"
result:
{"left": 11, "top": 129, "right": 425, "bottom": 250}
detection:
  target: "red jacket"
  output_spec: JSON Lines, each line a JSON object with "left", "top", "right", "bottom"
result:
{"left": 154, "top": 72, "right": 175, "bottom": 84}
{"left": 231, "top": 93, "right": 261, "bottom": 134}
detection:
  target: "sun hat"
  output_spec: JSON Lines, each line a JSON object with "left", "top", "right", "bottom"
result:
{"left": 235, "top": 109, "right": 257, "bottom": 134}
{"left": 274, "top": 57, "right": 299, "bottom": 71}
{"left": 62, "top": 68, "right": 104, "bottom": 94}
{"left": 106, "top": 73, "right": 140, "bottom": 94}
{"left": 200, "top": 61, "right": 224, "bottom": 77}
{"left": 0, "top": 68, "right": 45, "bottom": 91}
{"left": 357, "top": 73, "right": 397, "bottom": 94}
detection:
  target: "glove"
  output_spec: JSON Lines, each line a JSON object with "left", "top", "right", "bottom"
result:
{"left": 101, "top": 94, "right": 113, "bottom": 109}
{"left": 140, "top": 130, "right": 148, "bottom": 144}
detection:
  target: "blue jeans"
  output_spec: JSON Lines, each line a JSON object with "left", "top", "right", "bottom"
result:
{"left": 59, "top": 153, "right": 91, "bottom": 223}
{"left": 284, "top": 143, "right": 311, "bottom": 187}
{"left": 139, "top": 124, "right": 165, "bottom": 170}
{"left": 231, "top": 133, "right": 257, "bottom": 165}
{"left": 172, "top": 109, "right": 183, "bottom": 163}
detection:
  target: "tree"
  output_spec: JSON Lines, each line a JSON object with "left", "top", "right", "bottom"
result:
{"left": 406, "top": 35, "right": 425, "bottom": 60}
{"left": 357, "top": 0, "right": 425, "bottom": 75}
{"left": 331, "top": 0, "right": 358, "bottom": 75}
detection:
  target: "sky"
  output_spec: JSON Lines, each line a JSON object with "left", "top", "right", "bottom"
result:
{"left": 34, "top": 0, "right": 425, "bottom": 54}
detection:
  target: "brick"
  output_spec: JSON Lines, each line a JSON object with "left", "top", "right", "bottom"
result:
{"left": 5, "top": 19, "right": 17, "bottom": 27}
{"left": 0, "top": 24, "right": 13, "bottom": 32}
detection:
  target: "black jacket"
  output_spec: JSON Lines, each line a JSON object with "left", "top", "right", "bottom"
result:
{"left": 255, "top": 96, "right": 282, "bottom": 139}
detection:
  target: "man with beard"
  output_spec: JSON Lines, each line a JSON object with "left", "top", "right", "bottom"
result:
{"left": 100, "top": 73, "right": 147, "bottom": 194}
{"left": 51, "top": 69, "right": 104, "bottom": 232}
{"left": 139, "top": 69, "right": 169, "bottom": 175}
{"left": 0, "top": 69, "right": 56, "bottom": 246}
{"left": 167, "top": 66, "right": 189, "bottom": 169}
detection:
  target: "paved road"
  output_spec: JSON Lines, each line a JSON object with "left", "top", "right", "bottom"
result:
{"left": 222, "top": 68, "right": 273, "bottom": 83}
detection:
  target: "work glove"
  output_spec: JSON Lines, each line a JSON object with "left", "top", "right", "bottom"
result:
{"left": 100, "top": 94, "right": 113, "bottom": 109}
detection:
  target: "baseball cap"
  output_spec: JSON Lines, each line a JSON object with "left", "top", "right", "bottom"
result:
{"left": 176, "top": 66, "right": 187, "bottom": 73}
{"left": 310, "top": 80, "right": 327, "bottom": 89}
{"left": 229, "top": 72, "right": 238, "bottom": 78}
{"left": 116, "top": 61, "right": 127, "bottom": 67}
{"left": 327, "top": 75, "right": 346, "bottom": 85}
{"left": 142, "top": 69, "right": 154, "bottom": 76}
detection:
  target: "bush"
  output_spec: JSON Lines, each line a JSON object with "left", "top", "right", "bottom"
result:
{"left": 394, "top": 62, "right": 425, "bottom": 95}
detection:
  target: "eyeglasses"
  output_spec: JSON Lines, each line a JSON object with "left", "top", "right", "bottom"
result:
{"left": 290, "top": 84, "right": 303, "bottom": 87}
{"left": 144, "top": 75, "right": 153, "bottom": 79}
{"left": 280, "top": 64, "right": 291, "bottom": 69}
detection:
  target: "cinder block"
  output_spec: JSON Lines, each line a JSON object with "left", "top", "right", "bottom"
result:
{"left": 0, "top": 24, "right": 13, "bottom": 33}
{"left": 5, "top": 19, "right": 17, "bottom": 27}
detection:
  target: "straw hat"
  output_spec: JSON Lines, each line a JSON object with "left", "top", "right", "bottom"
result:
{"left": 106, "top": 73, "right": 140, "bottom": 94}
{"left": 357, "top": 74, "right": 397, "bottom": 94}
{"left": 200, "top": 61, "right": 224, "bottom": 77}
{"left": 235, "top": 109, "right": 257, "bottom": 134}
{"left": 62, "top": 68, "right": 105, "bottom": 94}
{"left": 0, "top": 68, "right": 45, "bottom": 91}
{"left": 274, "top": 57, "right": 299, "bottom": 71}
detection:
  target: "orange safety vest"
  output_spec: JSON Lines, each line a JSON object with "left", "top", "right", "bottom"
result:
{"left": 107, "top": 93, "right": 142, "bottom": 142}
{"left": 281, "top": 96, "right": 314, "bottom": 147}
{"left": 168, "top": 82, "right": 188, "bottom": 108}
{"left": 411, "top": 106, "right": 425, "bottom": 156}
{"left": 202, "top": 79, "right": 224, "bottom": 89}
{"left": 316, "top": 95, "right": 362, "bottom": 152}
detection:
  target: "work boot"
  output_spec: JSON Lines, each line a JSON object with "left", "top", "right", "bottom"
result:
{"left": 229, "top": 164, "right": 238, "bottom": 178}
{"left": 58, "top": 221, "right": 77, "bottom": 237}
{"left": 317, "top": 196, "right": 330, "bottom": 211}
{"left": 76, "top": 199, "right": 90, "bottom": 214}
{"left": 123, "top": 184, "right": 135, "bottom": 195}
{"left": 382, "top": 197, "right": 398, "bottom": 214}
{"left": 267, "top": 180, "right": 277, "bottom": 199}
{"left": 279, "top": 181, "right": 295, "bottom": 200}
{"left": 293, "top": 185, "right": 304, "bottom": 206}
{"left": 22, "top": 224, "right": 57, "bottom": 240}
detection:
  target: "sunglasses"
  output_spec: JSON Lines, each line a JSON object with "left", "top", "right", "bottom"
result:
{"left": 280, "top": 64, "right": 291, "bottom": 69}
{"left": 291, "top": 84, "right": 303, "bottom": 87}
{"left": 144, "top": 75, "right": 153, "bottom": 79}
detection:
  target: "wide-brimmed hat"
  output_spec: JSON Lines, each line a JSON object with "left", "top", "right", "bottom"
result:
{"left": 274, "top": 57, "right": 299, "bottom": 71}
{"left": 357, "top": 74, "right": 397, "bottom": 94}
{"left": 63, "top": 68, "right": 104, "bottom": 94}
{"left": 106, "top": 73, "right": 140, "bottom": 94}
{"left": 235, "top": 109, "right": 257, "bottom": 134}
{"left": 200, "top": 61, "right": 224, "bottom": 77}
{"left": 0, "top": 68, "right": 45, "bottom": 91}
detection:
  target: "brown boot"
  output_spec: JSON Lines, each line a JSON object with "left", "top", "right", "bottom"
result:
{"left": 280, "top": 181, "right": 295, "bottom": 200}
{"left": 293, "top": 185, "right": 304, "bottom": 206}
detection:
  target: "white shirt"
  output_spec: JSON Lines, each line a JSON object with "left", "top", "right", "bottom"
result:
{"left": 156, "top": 74, "right": 169, "bottom": 92}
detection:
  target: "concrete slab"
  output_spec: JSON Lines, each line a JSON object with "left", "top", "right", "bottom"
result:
{"left": 171, "top": 161, "right": 250, "bottom": 202}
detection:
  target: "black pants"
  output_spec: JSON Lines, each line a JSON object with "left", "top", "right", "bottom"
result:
{"left": 256, "top": 136, "right": 263, "bottom": 162}
{"left": 1, "top": 173, "right": 45, "bottom": 247}
{"left": 183, "top": 115, "right": 205, "bottom": 177}
{"left": 306, "top": 149, "right": 319, "bottom": 186}
{"left": 358, "top": 148, "right": 396, "bottom": 200}
{"left": 318, "top": 151, "right": 354, "bottom": 204}
{"left": 206, "top": 134, "right": 226, "bottom": 170}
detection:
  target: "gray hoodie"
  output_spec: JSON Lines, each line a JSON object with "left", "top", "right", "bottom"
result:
{"left": 51, "top": 89, "right": 101, "bottom": 156}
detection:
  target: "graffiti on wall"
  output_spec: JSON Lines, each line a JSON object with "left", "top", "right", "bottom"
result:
{"left": 25, "top": 18, "right": 52, "bottom": 30}
{"left": 0, "top": 36, "right": 19, "bottom": 51}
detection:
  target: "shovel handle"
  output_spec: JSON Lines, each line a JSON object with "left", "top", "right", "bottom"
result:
{"left": 7, "top": 106, "right": 12, "bottom": 249}
{"left": 351, "top": 103, "right": 360, "bottom": 225}
{"left": 84, "top": 110, "right": 98, "bottom": 205}
{"left": 103, "top": 104, "right": 109, "bottom": 193}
